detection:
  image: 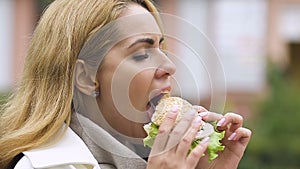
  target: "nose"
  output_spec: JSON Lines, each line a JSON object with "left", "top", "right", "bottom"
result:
{"left": 154, "top": 52, "right": 176, "bottom": 79}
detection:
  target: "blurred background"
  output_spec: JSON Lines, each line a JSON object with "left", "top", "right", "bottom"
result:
{"left": 0, "top": 0, "right": 300, "bottom": 168}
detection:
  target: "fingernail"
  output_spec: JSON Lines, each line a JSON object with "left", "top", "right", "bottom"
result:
{"left": 193, "top": 105, "right": 200, "bottom": 109}
{"left": 171, "top": 105, "right": 178, "bottom": 113}
{"left": 198, "top": 111, "right": 208, "bottom": 117}
{"left": 228, "top": 132, "right": 237, "bottom": 140}
{"left": 194, "top": 116, "right": 202, "bottom": 123}
{"left": 201, "top": 137, "right": 210, "bottom": 144}
{"left": 217, "top": 117, "right": 226, "bottom": 126}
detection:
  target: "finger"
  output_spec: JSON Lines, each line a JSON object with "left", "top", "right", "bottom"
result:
{"left": 193, "top": 105, "right": 208, "bottom": 112}
{"left": 151, "top": 106, "right": 178, "bottom": 156}
{"left": 220, "top": 112, "right": 243, "bottom": 132}
{"left": 206, "top": 111, "right": 223, "bottom": 122}
{"left": 228, "top": 127, "right": 252, "bottom": 145}
{"left": 194, "top": 105, "right": 209, "bottom": 121}
{"left": 175, "top": 116, "right": 203, "bottom": 158}
{"left": 186, "top": 137, "right": 210, "bottom": 168}
{"left": 165, "top": 110, "right": 196, "bottom": 151}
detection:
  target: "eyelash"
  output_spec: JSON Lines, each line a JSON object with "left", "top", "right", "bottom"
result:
{"left": 132, "top": 48, "right": 168, "bottom": 62}
{"left": 132, "top": 53, "right": 149, "bottom": 61}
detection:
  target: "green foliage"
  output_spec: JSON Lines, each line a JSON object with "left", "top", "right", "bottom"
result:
{"left": 239, "top": 64, "right": 300, "bottom": 169}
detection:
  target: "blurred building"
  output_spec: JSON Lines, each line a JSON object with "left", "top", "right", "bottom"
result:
{"left": 1, "top": 0, "right": 300, "bottom": 116}
{"left": 158, "top": 0, "right": 300, "bottom": 116}
{"left": 0, "top": 0, "right": 37, "bottom": 91}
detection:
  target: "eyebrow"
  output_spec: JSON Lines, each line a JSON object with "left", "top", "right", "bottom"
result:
{"left": 128, "top": 36, "right": 164, "bottom": 49}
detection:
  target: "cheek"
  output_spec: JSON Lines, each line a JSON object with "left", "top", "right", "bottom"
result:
{"left": 129, "top": 70, "right": 155, "bottom": 107}
{"left": 131, "top": 73, "right": 152, "bottom": 93}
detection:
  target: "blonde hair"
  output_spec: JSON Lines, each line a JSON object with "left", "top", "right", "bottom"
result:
{"left": 0, "top": 0, "right": 160, "bottom": 167}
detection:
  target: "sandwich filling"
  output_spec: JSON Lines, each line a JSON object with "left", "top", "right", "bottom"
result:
{"left": 143, "top": 95, "right": 225, "bottom": 162}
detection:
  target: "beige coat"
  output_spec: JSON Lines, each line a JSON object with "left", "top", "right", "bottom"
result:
{"left": 14, "top": 127, "right": 100, "bottom": 169}
{"left": 14, "top": 113, "right": 147, "bottom": 169}
{"left": 70, "top": 113, "right": 148, "bottom": 169}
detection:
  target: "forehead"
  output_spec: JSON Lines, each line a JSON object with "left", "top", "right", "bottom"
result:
{"left": 77, "top": 4, "right": 162, "bottom": 66}
{"left": 116, "top": 3, "right": 162, "bottom": 38}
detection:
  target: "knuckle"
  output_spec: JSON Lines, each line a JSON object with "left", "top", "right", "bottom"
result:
{"left": 182, "top": 137, "right": 190, "bottom": 144}
{"left": 165, "top": 113, "right": 176, "bottom": 120}
{"left": 192, "top": 122, "right": 201, "bottom": 130}
{"left": 190, "top": 149, "right": 202, "bottom": 159}
{"left": 179, "top": 117, "right": 191, "bottom": 123}
{"left": 238, "top": 114, "right": 244, "bottom": 121}
{"left": 227, "top": 112, "right": 243, "bottom": 121}
{"left": 225, "top": 112, "right": 235, "bottom": 117}
{"left": 248, "top": 128, "right": 252, "bottom": 135}
{"left": 147, "top": 157, "right": 155, "bottom": 165}
{"left": 170, "top": 163, "right": 179, "bottom": 169}
{"left": 194, "top": 105, "right": 207, "bottom": 112}
{"left": 160, "top": 157, "right": 168, "bottom": 167}
{"left": 171, "top": 129, "right": 182, "bottom": 136}
{"left": 244, "top": 128, "right": 252, "bottom": 136}
{"left": 158, "top": 128, "right": 168, "bottom": 134}
{"left": 189, "top": 128, "right": 198, "bottom": 137}
{"left": 161, "top": 156, "right": 178, "bottom": 168}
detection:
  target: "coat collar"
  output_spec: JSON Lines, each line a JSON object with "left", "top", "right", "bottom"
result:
{"left": 23, "top": 127, "right": 100, "bottom": 169}
{"left": 70, "top": 113, "right": 148, "bottom": 169}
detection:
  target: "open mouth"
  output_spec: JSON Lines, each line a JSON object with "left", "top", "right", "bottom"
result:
{"left": 146, "top": 93, "right": 167, "bottom": 121}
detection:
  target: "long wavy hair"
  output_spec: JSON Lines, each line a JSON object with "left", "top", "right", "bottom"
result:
{"left": 0, "top": 0, "right": 160, "bottom": 167}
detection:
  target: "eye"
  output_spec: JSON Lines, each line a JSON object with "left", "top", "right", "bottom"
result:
{"left": 132, "top": 53, "right": 149, "bottom": 61}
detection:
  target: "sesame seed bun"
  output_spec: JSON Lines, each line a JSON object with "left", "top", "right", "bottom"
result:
{"left": 150, "top": 95, "right": 214, "bottom": 139}
{"left": 151, "top": 96, "right": 198, "bottom": 126}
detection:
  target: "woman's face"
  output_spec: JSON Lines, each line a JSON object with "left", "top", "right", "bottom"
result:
{"left": 96, "top": 3, "right": 176, "bottom": 137}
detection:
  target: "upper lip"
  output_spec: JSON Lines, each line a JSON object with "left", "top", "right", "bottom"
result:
{"left": 148, "top": 86, "right": 171, "bottom": 103}
{"left": 161, "top": 85, "right": 172, "bottom": 93}
{"left": 148, "top": 85, "right": 171, "bottom": 101}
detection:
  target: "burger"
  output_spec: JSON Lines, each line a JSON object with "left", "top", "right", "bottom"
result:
{"left": 144, "top": 94, "right": 225, "bottom": 161}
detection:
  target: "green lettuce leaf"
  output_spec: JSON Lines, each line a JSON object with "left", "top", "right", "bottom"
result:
{"left": 143, "top": 123, "right": 159, "bottom": 147}
{"left": 207, "top": 130, "right": 225, "bottom": 161}
{"left": 143, "top": 122, "right": 225, "bottom": 162}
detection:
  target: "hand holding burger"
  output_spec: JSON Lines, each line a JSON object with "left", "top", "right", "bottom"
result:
{"left": 145, "top": 94, "right": 252, "bottom": 169}
{"left": 144, "top": 95, "right": 225, "bottom": 162}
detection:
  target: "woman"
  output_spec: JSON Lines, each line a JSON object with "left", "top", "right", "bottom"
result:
{"left": 0, "top": 0, "right": 251, "bottom": 168}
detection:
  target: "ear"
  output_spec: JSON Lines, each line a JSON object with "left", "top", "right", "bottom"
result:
{"left": 74, "top": 59, "right": 100, "bottom": 96}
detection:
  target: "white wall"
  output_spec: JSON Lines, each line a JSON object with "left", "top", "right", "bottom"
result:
{"left": 172, "top": 0, "right": 213, "bottom": 103}
{"left": 0, "top": 0, "right": 14, "bottom": 92}
{"left": 166, "top": 0, "right": 267, "bottom": 111}
{"left": 211, "top": 0, "right": 267, "bottom": 93}
{"left": 280, "top": 4, "right": 300, "bottom": 42}
{"left": 164, "top": 0, "right": 229, "bottom": 111}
